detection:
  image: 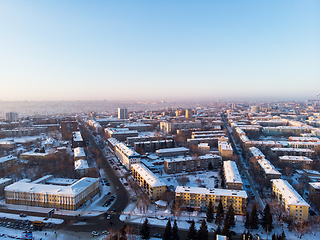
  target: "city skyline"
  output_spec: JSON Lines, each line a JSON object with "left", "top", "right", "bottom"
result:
{"left": 0, "top": 1, "right": 319, "bottom": 101}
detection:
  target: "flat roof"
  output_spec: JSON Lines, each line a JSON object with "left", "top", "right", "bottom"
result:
{"left": 175, "top": 186, "right": 247, "bottom": 198}
{"left": 73, "top": 131, "right": 83, "bottom": 142}
{"left": 272, "top": 148, "right": 315, "bottom": 153}
{"left": 116, "top": 142, "right": 140, "bottom": 157}
{"left": 0, "top": 178, "right": 12, "bottom": 185}
{"left": 74, "top": 147, "right": 86, "bottom": 158}
{"left": 309, "top": 182, "right": 320, "bottom": 190}
{"left": 5, "top": 177, "right": 98, "bottom": 196}
{"left": 156, "top": 147, "right": 189, "bottom": 154}
{"left": 279, "top": 156, "right": 313, "bottom": 162}
{"left": 271, "top": 179, "right": 309, "bottom": 207}
{"left": 223, "top": 161, "right": 242, "bottom": 185}
{"left": 257, "top": 159, "right": 281, "bottom": 176}
{"left": 74, "top": 159, "right": 89, "bottom": 170}
{"left": 0, "top": 155, "right": 16, "bottom": 163}
{"left": 131, "top": 163, "right": 166, "bottom": 188}
{"left": 249, "top": 147, "right": 265, "bottom": 158}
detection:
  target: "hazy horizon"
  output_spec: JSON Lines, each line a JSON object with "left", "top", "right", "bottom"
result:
{"left": 1, "top": 1, "right": 319, "bottom": 101}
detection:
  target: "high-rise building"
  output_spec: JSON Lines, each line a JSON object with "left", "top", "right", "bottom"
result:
{"left": 5, "top": 112, "right": 19, "bottom": 123}
{"left": 118, "top": 107, "right": 128, "bottom": 119}
{"left": 185, "top": 109, "right": 192, "bottom": 118}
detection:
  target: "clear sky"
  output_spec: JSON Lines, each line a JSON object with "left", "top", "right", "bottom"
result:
{"left": 0, "top": 1, "right": 319, "bottom": 102}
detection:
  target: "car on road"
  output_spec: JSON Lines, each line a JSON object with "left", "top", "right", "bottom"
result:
{"left": 102, "top": 230, "right": 110, "bottom": 234}
{"left": 106, "top": 214, "right": 111, "bottom": 220}
{"left": 92, "top": 231, "right": 100, "bottom": 236}
{"left": 154, "top": 233, "right": 161, "bottom": 237}
{"left": 20, "top": 213, "right": 27, "bottom": 217}
{"left": 116, "top": 186, "right": 119, "bottom": 190}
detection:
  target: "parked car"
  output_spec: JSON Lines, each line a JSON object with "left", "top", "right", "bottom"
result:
{"left": 106, "top": 215, "right": 111, "bottom": 220}
{"left": 92, "top": 231, "right": 100, "bottom": 236}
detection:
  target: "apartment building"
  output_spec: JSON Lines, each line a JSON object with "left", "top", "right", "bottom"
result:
{"left": 74, "top": 147, "right": 86, "bottom": 160}
{"left": 271, "top": 179, "right": 309, "bottom": 221}
{"left": 115, "top": 142, "right": 140, "bottom": 169}
{"left": 5, "top": 177, "right": 99, "bottom": 210}
{"left": 0, "top": 156, "right": 17, "bottom": 173}
{"left": 271, "top": 148, "right": 315, "bottom": 159}
{"left": 156, "top": 147, "right": 189, "bottom": 158}
{"left": 223, "top": 161, "right": 243, "bottom": 190}
{"left": 131, "top": 163, "right": 166, "bottom": 200}
{"left": 309, "top": 182, "right": 320, "bottom": 195}
{"left": 175, "top": 186, "right": 247, "bottom": 215}
{"left": 118, "top": 107, "right": 128, "bottom": 119}
{"left": 72, "top": 131, "right": 84, "bottom": 148}
{"left": 164, "top": 154, "right": 221, "bottom": 174}
{"left": 279, "top": 156, "right": 313, "bottom": 164}
{"left": 105, "top": 128, "right": 138, "bottom": 141}
{"left": 256, "top": 159, "right": 281, "bottom": 180}
{"left": 218, "top": 140, "right": 233, "bottom": 159}
{"left": 5, "top": 112, "right": 19, "bottom": 123}
{"left": 160, "top": 121, "right": 201, "bottom": 134}
{"left": 74, "top": 159, "right": 90, "bottom": 177}
{"left": 134, "top": 139, "right": 174, "bottom": 153}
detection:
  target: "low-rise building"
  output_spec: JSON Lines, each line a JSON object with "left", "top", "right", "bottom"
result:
{"left": 164, "top": 154, "right": 221, "bottom": 174}
{"left": 5, "top": 177, "right": 99, "bottom": 210}
{"left": 72, "top": 131, "right": 84, "bottom": 148}
{"left": 309, "top": 182, "right": 320, "bottom": 195}
{"left": 105, "top": 128, "right": 139, "bottom": 141}
{"left": 223, "top": 161, "right": 243, "bottom": 190}
{"left": 279, "top": 156, "right": 313, "bottom": 164}
{"left": 0, "top": 155, "right": 17, "bottom": 173}
{"left": 131, "top": 163, "right": 166, "bottom": 200}
{"left": 257, "top": 159, "right": 281, "bottom": 180}
{"left": 74, "top": 159, "right": 90, "bottom": 177}
{"left": 156, "top": 147, "right": 189, "bottom": 158}
{"left": 271, "top": 179, "right": 309, "bottom": 221}
{"left": 74, "top": 147, "right": 86, "bottom": 160}
{"left": 175, "top": 186, "right": 247, "bottom": 215}
{"left": 271, "top": 148, "right": 315, "bottom": 159}
{"left": 198, "top": 143, "right": 210, "bottom": 155}
{"left": 218, "top": 140, "right": 233, "bottom": 159}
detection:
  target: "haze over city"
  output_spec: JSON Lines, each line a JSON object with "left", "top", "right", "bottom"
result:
{"left": 1, "top": 1, "right": 319, "bottom": 102}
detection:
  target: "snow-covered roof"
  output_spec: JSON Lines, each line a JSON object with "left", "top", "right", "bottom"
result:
{"left": 5, "top": 177, "right": 98, "bottom": 197}
{"left": 175, "top": 186, "right": 247, "bottom": 198}
{"left": 74, "top": 147, "right": 86, "bottom": 158}
{"left": 156, "top": 147, "right": 189, "bottom": 154}
{"left": 74, "top": 159, "right": 89, "bottom": 170}
{"left": 116, "top": 142, "right": 140, "bottom": 158}
{"left": 0, "top": 155, "right": 16, "bottom": 163}
{"left": 131, "top": 163, "right": 166, "bottom": 188}
{"left": 249, "top": 147, "right": 265, "bottom": 158}
{"left": 223, "top": 161, "right": 242, "bottom": 185}
{"left": 309, "top": 182, "right": 320, "bottom": 190}
{"left": 0, "top": 178, "right": 12, "bottom": 185}
{"left": 257, "top": 159, "right": 281, "bottom": 176}
{"left": 279, "top": 156, "right": 313, "bottom": 162}
{"left": 272, "top": 148, "right": 315, "bottom": 153}
{"left": 271, "top": 179, "right": 309, "bottom": 207}
{"left": 73, "top": 131, "right": 83, "bottom": 142}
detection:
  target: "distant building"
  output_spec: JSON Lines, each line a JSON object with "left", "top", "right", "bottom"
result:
{"left": 105, "top": 128, "right": 139, "bottom": 141}
{"left": 185, "top": 109, "right": 192, "bottom": 118}
{"left": 164, "top": 154, "right": 221, "bottom": 174}
{"left": 160, "top": 121, "right": 201, "bottom": 134}
{"left": 279, "top": 155, "right": 313, "bottom": 164}
{"left": 61, "top": 119, "right": 78, "bottom": 140}
{"left": 134, "top": 139, "right": 174, "bottom": 153}
{"left": 271, "top": 179, "right": 309, "bottom": 221}
{"left": 271, "top": 148, "right": 314, "bottom": 159}
{"left": 5, "top": 112, "right": 19, "bottom": 123}
{"left": 175, "top": 186, "right": 247, "bottom": 214}
{"left": 118, "top": 107, "right": 128, "bottom": 119}
{"left": 198, "top": 143, "right": 210, "bottom": 155}
{"left": 156, "top": 147, "right": 189, "bottom": 158}
{"left": 72, "top": 131, "right": 84, "bottom": 148}
{"left": 251, "top": 105, "right": 259, "bottom": 113}
{"left": 0, "top": 156, "right": 17, "bottom": 173}
{"left": 131, "top": 163, "right": 166, "bottom": 200}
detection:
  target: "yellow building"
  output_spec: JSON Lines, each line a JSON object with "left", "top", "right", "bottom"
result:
{"left": 131, "top": 163, "right": 166, "bottom": 200}
{"left": 271, "top": 179, "right": 309, "bottom": 221}
{"left": 5, "top": 177, "right": 99, "bottom": 210}
{"left": 175, "top": 186, "right": 247, "bottom": 215}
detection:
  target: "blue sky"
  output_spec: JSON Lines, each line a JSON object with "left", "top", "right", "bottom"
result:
{"left": 0, "top": 1, "right": 319, "bottom": 101}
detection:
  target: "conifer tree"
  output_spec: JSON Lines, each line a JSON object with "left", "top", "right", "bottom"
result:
{"left": 206, "top": 200, "right": 214, "bottom": 223}
{"left": 163, "top": 219, "right": 172, "bottom": 240}
{"left": 225, "top": 204, "right": 235, "bottom": 228}
{"left": 249, "top": 204, "right": 259, "bottom": 229}
{"left": 197, "top": 219, "right": 208, "bottom": 240}
{"left": 187, "top": 220, "right": 197, "bottom": 240}
{"left": 244, "top": 212, "right": 250, "bottom": 229}
{"left": 262, "top": 204, "right": 273, "bottom": 232}
{"left": 215, "top": 200, "right": 224, "bottom": 225}
{"left": 172, "top": 219, "right": 180, "bottom": 240}
{"left": 140, "top": 218, "right": 150, "bottom": 240}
